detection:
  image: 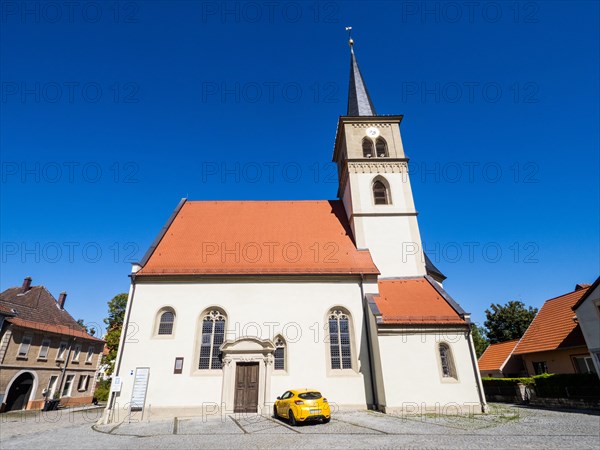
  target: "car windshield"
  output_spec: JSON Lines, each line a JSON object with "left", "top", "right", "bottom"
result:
{"left": 298, "top": 392, "right": 322, "bottom": 400}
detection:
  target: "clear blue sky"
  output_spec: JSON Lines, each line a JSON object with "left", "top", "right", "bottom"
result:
{"left": 1, "top": 1, "right": 598, "bottom": 334}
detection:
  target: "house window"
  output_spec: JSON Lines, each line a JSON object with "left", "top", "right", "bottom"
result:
{"left": 62, "top": 374, "right": 75, "bottom": 396}
{"left": 439, "top": 343, "right": 457, "bottom": 379}
{"left": 532, "top": 361, "right": 548, "bottom": 375}
{"left": 375, "top": 137, "right": 388, "bottom": 157}
{"left": 198, "top": 310, "right": 226, "bottom": 370}
{"left": 72, "top": 344, "right": 81, "bottom": 362}
{"left": 77, "top": 374, "right": 90, "bottom": 391}
{"left": 85, "top": 346, "right": 94, "bottom": 363}
{"left": 38, "top": 338, "right": 51, "bottom": 359}
{"left": 328, "top": 309, "right": 352, "bottom": 370}
{"left": 57, "top": 342, "right": 68, "bottom": 360}
{"left": 573, "top": 355, "right": 597, "bottom": 374}
{"left": 274, "top": 336, "right": 286, "bottom": 371}
{"left": 17, "top": 335, "right": 32, "bottom": 357}
{"left": 158, "top": 310, "right": 175, "bottom": 335}
{"left": 362, "top": 137, "right": 374, "bottom": 157}
{"left": 373, "top": 179, "right": 390, "bottom": 205}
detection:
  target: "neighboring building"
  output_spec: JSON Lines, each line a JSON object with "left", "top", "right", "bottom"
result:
{"left": 572, "top": 276, "right": 600, "bottom": 377}
{"left": 478, "top": 339, "right": 523, "bottom": 378}
{"left": 104, "top": 39, "right": 486, "bottom": 422}
{"left": 0, "top": 277, "right": 104, "bottom": 412}
{"left": 513, "top": 284, "right": 596, "bottom": 376}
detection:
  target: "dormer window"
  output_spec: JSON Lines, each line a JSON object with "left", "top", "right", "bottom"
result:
{"left": 362, "top": 137, "right": 374, "bottom": 157}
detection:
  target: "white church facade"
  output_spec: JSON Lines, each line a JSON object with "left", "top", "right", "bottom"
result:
{"left": 104, "top": 41, "right": 486, "bottom": 422}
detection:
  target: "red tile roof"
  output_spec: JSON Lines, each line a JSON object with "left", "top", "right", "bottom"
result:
{"left": 373, "top": 278, "right": 466, "bottom": 325}
{"left": 0, "top": 303, "right": 15, "bottom": 315}
{"left": 478, "top": 339, "right": 520, "bottom": 371}
{"left": 0, "top": 284, "right": 102, "bottom": 342}
{"left": 138, "top": 200, "right": 379, "bottom": 276}
{"left": 7, "top": 317, "right": 103, "bottom": 342}
{"left": 513, "top": 287, "right": 588, "bottom": 355}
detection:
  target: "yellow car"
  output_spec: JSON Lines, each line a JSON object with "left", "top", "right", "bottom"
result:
{"left": 273, "top": 389, "right": 331, "bottom": 425}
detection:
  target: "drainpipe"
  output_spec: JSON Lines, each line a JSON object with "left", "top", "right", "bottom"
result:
{"left": 466, "top": 325, "right": 488, "bottom": 413}
{"left": 360, "top": 275, "right": 379, "bottom": 411}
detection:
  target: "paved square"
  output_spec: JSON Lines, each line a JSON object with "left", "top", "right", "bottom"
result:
{"left": 1, "top": 404, "right": 598, "bottom": 449}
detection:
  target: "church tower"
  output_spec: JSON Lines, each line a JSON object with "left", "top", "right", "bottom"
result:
{"left": 333, "top": 37, "right": 426, "bottom": 278}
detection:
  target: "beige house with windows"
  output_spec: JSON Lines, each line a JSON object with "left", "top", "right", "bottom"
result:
{"left": 103, "top": 40, "right": 486, "bottom": 423}
{"left": 0, "top": 277, "right": 104, "bottom": 412}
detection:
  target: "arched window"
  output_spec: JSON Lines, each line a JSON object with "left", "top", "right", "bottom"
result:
{"left": 376, "top": 137, "right": 388, "bottom": 157}
{"left": 154, "top": 307, "right": 176, "bottom": 336}
{"left": 158, "top": 311, "right": 175, "bottom": 335}
{"left": 373, "top": 179, "right": 390, "bottom": 205}
{"left": 274, "top": 336, "right": 286, "bottom": 371}
{"left": 328, "top": 309, "right": 352, "bottom": 370}
{"left": 438, "top": 343, "right": 457, "bottom": 379}
{"left": 198, "top": 310, "right": 226, "bottom": 370}
{"left": 362, "top": 137, "right": 374, "bottom": 157}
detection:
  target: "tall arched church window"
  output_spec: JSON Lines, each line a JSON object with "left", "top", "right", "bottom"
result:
{"left": 274, "top": 336, "right": 286, "bottom": 371}
{"left": 328, "top": 309, "right": 352, "bottom": 370}
{"left": 376, "top": 137, "right": 388, "bottom": 157}
{"left": 373, "top": 180, "right": 390, "bottom": 205}
{"left": 362, "top": 137, "right": 374, "bottom": 157}
{"left": 198, "top": 310, "right": 226, "bottom": 370}
{"left": 438, "top": 343, "right": 457, "bottom": 379}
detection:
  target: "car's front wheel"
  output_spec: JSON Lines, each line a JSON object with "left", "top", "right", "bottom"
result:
{"left": 322, "top": 417, "right": 330, "bottom": 424}
{"left": 288, "top": 410, "right": 297, "bottom": 426}
{"left": 273, "top": 405, "right": 278, "bottom": 419}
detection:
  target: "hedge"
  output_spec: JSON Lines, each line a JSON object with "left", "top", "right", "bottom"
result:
{"left": 532, "top": 373, "right": 600, "bottom": 398}
{"left": 482, "top": 377, "right": 534, "bottom": 386}
{"left": 482, "top": 374, "right": 600, "bottom": 399}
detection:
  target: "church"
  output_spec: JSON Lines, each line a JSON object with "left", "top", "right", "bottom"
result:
{"left": 104, "top": 39, "right": 486, "bottom": 422}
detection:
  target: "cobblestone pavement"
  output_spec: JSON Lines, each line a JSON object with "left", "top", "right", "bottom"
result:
{"left": 1, "top": 404, "right": 598, "bottom": 449}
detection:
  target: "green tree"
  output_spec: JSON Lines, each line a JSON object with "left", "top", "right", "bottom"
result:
{"left": 76, "top": 318, "right": 96, "bottom": 336}
{"left": 484, "top": 300, "right": 538, "bottom": 344}
{"left": 101, "top": 293, "right": 128, "bottom": 377}
{"left": 471, "top": 324, "right": 489, "bottom": 358}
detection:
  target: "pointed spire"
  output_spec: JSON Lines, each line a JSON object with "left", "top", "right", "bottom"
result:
{"left": 346, "top": 30, "right": 377, "bottom": 116}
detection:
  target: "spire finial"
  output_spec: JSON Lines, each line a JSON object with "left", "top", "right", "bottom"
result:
{"left": 346, "top": 29, "right": 376, "bottom": 116}
{"left": 345, "top": 26, "right": 354, "bottom": 51}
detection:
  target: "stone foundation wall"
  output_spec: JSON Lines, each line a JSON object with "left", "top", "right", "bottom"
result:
{"left": 529, "top": 396, "right": 600, "bottom": 410}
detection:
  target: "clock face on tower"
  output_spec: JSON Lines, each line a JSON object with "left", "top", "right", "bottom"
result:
{"left": 366, "top": 127, "right": 380, "bottom": 138}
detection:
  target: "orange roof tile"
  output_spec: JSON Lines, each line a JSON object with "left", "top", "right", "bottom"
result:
{"left": 513, "top": 287, "right": 588, "bottom": 355}
{"left": 138, "top": 200, "right": 379, "bottom": 276}
{"left": 374, "top": 278, "right": 466, "bottom": 325}
{"left": 7, "top": 317, "right": 104, "bottom": 342}
{"left": 478, "top": 339, "right": 519, "bottom": 371}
